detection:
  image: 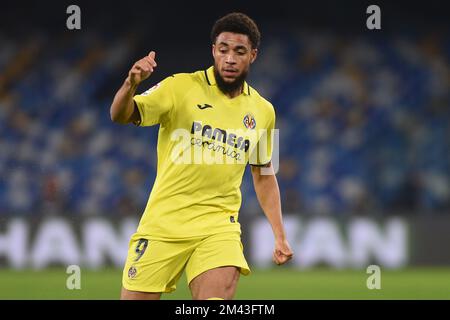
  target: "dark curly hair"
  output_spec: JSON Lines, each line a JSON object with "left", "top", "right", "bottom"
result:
{"left": 211, "top": 12, "right": 261, "bottom": 49}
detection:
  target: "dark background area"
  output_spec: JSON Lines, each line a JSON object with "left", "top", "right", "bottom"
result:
{"left": 2, "top": 0, "right": 449, "bottom": 90}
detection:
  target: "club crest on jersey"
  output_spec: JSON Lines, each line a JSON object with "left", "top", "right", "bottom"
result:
{"left": 141, "top": 82, "right": 160, "bottom": 96}
{"left": 128, "top": 266, "right": 137, "bottom": 279}
{"left": 243, "top": 113, "right": 256, "bottom": 129}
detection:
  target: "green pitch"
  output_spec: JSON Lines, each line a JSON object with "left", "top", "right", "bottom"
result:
{"left": 0, "top": 267, "right": 449, "bottom": 300}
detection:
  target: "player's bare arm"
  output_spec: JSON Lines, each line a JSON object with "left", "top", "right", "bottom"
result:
{"left": 110, "top": 51, "right": 157, "bottom": 124}
{"left": 251, "top": 163, "right": 294, "bottom": 265}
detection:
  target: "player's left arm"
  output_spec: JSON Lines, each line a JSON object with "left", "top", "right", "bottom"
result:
{"left": 251, "top": 162, "right": 294, "bottom": 265}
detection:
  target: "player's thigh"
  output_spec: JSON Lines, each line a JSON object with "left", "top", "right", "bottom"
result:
{"left": 120, "top": 287, "right": 161, "bottom": 300}
{"left": 122, "top": 235, "right": 195, "bottom": 295}
{"left": 189, "top": 265, "right": 240, "bottom": 300}
{"left": 186, "top": 232, "right": 250, "bottom": 300}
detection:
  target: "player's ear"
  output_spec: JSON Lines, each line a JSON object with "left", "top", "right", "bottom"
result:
{"left": 250, "top": 48, "right": 258, "bottom": 64}
{"left": 212, "top": 44, "right": 216, "bottom": 59}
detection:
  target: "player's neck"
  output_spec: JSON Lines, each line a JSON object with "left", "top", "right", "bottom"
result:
{"left": 213, "top": 68, "right": 245, "bottom": 99}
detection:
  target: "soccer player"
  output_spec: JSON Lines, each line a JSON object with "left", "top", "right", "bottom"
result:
{"left": 110, "top": 12, "right": 293, "bottom": 300}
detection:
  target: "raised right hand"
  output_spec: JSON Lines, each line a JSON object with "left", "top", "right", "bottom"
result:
{"left": 128, "top": 51, "right": 157, "bottom": 86}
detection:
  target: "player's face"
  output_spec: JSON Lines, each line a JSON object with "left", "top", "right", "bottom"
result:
{"left": 212, "top": 32, "right": 257, "bottom": 86}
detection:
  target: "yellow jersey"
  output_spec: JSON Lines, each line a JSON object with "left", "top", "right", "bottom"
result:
{"left": 133, "top": 66, "right": 275, "bottom": 239}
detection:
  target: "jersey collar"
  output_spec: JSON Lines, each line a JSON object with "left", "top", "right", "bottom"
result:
{"left": 204, "top": 66, "right": 251, "bottom": 96}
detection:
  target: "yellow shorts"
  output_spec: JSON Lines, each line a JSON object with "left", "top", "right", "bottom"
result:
{"left": 122, "top": 232, "right": 251, "bottom": 293}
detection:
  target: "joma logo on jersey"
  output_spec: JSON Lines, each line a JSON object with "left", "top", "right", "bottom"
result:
{"left": 197, "top": 104, "right": 213, "bottom": 110}
{"left": 191, "top": 121, "right": 250, "bottom": 152}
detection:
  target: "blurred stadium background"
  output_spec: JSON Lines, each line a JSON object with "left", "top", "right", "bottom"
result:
{"left": 0, "top": 1, "right": 449, "bottom": 299}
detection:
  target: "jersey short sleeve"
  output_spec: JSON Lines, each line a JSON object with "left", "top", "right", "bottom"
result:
{"left": 133, "top": 76, "right": 174, "bottom": 126}
{"left": 250, "top": 105, "right": 276, "bottom": 166}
